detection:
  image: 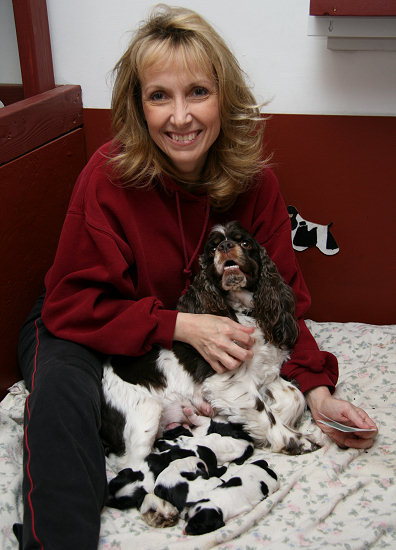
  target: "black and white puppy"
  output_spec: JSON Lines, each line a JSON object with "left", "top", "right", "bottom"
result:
{"left": 102, "top": 221, "right": 322, "bottom": 474}
{"left": 183, "top": 459, "right": 279, "bottom": 535}
{"left": 106, "top": 423, "right": 279, "bottom": 533}
{"left": 106, "top": 423, "right": 256, "bottom": 526}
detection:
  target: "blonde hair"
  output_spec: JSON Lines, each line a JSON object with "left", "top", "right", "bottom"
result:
{"left": 110, "top": 4, "right": 269, "bottom": 210}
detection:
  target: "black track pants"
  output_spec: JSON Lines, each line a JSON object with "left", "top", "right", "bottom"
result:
{"left": 15, "top": 296, "right": 107, "bottom": 549}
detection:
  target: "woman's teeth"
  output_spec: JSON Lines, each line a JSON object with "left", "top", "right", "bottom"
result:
{"left": 169, "top": 131, "right": 199, "bottom": 142}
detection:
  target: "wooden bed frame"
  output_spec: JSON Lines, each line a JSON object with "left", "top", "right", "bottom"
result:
{"left": 0, "top": 1, "right": 86, "bottom": 399}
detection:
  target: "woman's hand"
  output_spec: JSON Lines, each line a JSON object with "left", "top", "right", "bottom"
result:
{"left": 306, "top": 386, "right": 378, "bottom": 449}
{"left": 174, "top": 312, "right": 255, "bottom": 374}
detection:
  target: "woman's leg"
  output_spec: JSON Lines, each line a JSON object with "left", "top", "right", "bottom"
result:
{"left": 17, "top": 298, "right": 107, "bottom": 550}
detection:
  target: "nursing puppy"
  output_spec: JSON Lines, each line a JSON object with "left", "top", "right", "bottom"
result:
{"left": 183, "top": 459, "right": 279, "bottom": 535}
{"left": 106, "top": 424, "right": 279, "bottom": 533}
{"left": 106, "top": 423, "right": 255, "bottom": 525}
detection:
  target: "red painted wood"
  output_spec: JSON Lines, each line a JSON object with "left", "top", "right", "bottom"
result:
{"left": 0, "top": 128, "right": 86, "bottom": 400}
{"left": 0, "top": 84, "right": 24, "bottom": 106}
{"left": 0, "top": 85, "right": 84, "bottom": 165}
{"left": 310, "top": 0, "right": 396, "bottom": 16}
{"left": 12, "top": 0, "right": 55, "bottom": 98}
{"left": 83, "top": 108, "right": 113, "bottom": 159}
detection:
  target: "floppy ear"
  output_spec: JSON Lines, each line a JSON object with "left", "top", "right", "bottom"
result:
{"left": 253, "top": 248, "right": 299, "bottom": 349}
{"left": 177, "top": 257, "right": 233, "bottom": 318}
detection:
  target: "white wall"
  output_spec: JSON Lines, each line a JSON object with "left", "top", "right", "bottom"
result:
{"left": 3, "top": 0, "right": 396, "bottom": 115}
{"left": 0, "top": 1, "right": 22, "bottom": 84}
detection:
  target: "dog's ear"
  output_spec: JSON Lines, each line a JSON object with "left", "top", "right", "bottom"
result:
{"left": 253, "top": 248, "right": 299, "bottom": 349}
{"left": 177, "top": 257, "right": 232, "bottom": 318}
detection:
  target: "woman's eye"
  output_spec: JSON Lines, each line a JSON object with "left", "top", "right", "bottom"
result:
{"left": 192, "top": 87, "right": 209, "bottom": 98}
{"left": 150, "top": 91, "right": 166, "bottom": 101}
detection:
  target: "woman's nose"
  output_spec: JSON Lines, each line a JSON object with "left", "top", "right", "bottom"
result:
{"left": 170, "top": 98, "right": 192, "bottom": 127}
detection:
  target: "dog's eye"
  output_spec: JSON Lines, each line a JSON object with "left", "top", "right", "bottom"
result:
{"left": 241, "top": 241, "right": 252, "bottom": 250}
{"left": 209, "top": 247, "right": 217, "bottom": 257}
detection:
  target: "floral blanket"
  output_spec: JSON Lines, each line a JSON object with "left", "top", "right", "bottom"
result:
{"left": 1, "top": 321, "right": 395, "bottom": 549}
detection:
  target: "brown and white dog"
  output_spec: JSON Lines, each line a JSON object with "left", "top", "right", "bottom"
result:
{"left": 101, "top": 221, "right": 323, "bottom": 529}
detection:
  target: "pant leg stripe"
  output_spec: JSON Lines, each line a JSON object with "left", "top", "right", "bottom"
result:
{"left": 24, "top": 319, "right": 44, "bottom": 549}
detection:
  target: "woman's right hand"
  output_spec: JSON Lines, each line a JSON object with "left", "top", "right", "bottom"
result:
{"left": 173, "top": 312, "right": 255, "bottom": 374}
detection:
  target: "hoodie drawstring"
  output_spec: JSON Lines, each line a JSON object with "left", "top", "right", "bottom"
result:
{"left": 175, "top": 191, "right": 210, "bottom": 294}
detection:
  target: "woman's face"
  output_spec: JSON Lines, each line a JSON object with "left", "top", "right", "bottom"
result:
{"left": 140, "top": 53, "right": 221, "bottom": 181}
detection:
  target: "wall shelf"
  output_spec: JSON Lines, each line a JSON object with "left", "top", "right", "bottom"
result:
{"left": 308, "top": 16, "right": 396, "bottom": 50}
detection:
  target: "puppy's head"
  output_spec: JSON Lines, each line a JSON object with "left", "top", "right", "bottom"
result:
{"left": 203, "top": 222, "right": 261, "bottom": 292}
{"left": 184, "top": 500, "right": 224, "bottom": 535}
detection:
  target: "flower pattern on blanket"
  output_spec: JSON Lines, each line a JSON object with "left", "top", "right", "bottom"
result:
{"left": 1, "top": 321, "right": 396, "bottom": 550}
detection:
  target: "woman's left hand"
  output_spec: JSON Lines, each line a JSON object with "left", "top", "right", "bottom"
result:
{"left": 306, "top": 386, "right": 378, "bottom": 449}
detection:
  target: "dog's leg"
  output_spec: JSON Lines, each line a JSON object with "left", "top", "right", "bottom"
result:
{"left": 204, "top": 388, "right": 319, "bottom": 454}
{"left": 235, "top": 407, "right": 319, "bottom": 454}
{"left": 121, "top": 395, "right": 162, "bottom": 469}
{"left": 263, "top": 379, "right": 329, "bottom": 448}
{"left": 262, "top": 378, "right": 306, "bottom": 427}
{"left": 102, "top": 366, "right": 162, "bottom": 469}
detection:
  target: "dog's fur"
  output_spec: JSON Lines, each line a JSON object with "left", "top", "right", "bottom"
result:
{"left": 102, "top": 221, "right": 324, "bottom": 530}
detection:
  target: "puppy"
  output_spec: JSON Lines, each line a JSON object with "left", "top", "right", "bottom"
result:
{"left": 184, "top": 459, "right": 279, "bottom": 535}
{"left": 106, "top": 423, "right": 257, "bottom": 528}
{"left": 107, "top": 423, "right": 278, "bottom": 533}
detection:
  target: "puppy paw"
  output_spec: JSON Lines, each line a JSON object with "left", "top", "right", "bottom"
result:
{"left": 140, "top": 494, "right": 179, "bottom": 528}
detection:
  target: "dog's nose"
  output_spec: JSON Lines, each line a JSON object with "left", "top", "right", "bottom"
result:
{"left": 217, "top": 240, "right": 235, "bottom": 253}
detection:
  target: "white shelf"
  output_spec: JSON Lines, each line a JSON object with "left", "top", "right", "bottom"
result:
{"left": 308, "top": 16, "right": 396, "bottom": 50}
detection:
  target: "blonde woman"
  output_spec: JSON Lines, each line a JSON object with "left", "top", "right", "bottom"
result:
{"left": 17, "top": 5, "right": 377, "bottom": 549}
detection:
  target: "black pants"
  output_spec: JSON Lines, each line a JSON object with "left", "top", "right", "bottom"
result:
{"left": 16, "top": 296, "right": 107, "bottom": 549}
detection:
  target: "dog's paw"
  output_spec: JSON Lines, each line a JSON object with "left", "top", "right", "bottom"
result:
{"left": 140, "top": 493, "right": 179, "bottom": 528}
{"left": 282, "top": 434, "right": 321, "bottom": 455}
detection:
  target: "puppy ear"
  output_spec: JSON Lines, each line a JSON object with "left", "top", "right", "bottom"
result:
{"left": 253, "top": 248, "right": 299, "bottom": 349}
{"left": 177, "top": 257, "right": 232, "bottom": 318}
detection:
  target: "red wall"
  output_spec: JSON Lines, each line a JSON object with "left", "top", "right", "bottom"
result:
{"left": 82, "top": 109, "right": 396, "bottom": 325}
{"left": 265, "top": 114, "right": 395, "bottom": 324}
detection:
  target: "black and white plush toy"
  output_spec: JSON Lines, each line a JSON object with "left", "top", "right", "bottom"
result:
{"left": 288, "top": 205, "right": 339, "bottom": 255}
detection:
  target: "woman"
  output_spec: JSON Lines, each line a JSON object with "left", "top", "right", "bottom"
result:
{"left": 17, "top": 5, "right": 377, "bottom": 549}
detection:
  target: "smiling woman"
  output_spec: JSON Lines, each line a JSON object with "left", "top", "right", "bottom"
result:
{"left": 140, "top": 57, "right": 220, "bottom": 181}
{"left": 110, "top": 4, "right": 266, "bottom": 210}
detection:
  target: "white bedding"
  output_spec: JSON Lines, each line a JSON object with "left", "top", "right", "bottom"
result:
{"left": 1, "top": 321, "right": 395, "bottom": 549}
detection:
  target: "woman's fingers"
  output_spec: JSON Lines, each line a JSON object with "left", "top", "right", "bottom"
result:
{"left": 174, "top": 312, "right": 256, "bottom": 373}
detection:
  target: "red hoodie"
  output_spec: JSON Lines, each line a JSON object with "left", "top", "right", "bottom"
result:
{"left": 42, "top": 141, "right": 338, "bottom": 394}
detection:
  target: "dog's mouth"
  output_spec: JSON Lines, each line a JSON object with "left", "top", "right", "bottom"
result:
{"left": 218, "top": 258, "right": 248, "bottom": 290}
{"left": 223, "top": 259, "right": 242, "bottom": 272}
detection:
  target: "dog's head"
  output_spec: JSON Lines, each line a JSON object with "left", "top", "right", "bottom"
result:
{"left": 178, "top": 221, "right": 299, "bottom": 349}
{"left": 203, "top": 222, "right": 262, "bottom": 292}
{"left": 184, "top": 500, "right": 224, "bottom": 535}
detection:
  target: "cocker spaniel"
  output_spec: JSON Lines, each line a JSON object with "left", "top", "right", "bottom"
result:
{"left": 102, "top": 221, "right": 323, "bottom": 529}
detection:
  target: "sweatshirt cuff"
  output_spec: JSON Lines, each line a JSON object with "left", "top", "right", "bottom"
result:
{"left": 155, "top": 309, "right": 179, "bottom": 349}
{"left": 296, "top": 371, "right": 337, "bottom": 395}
